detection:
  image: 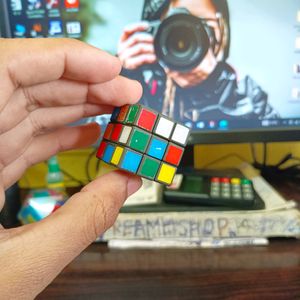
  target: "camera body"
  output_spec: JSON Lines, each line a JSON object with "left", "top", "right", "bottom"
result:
{"left": 146, "top": 8, "right": 210, "bottom": 72}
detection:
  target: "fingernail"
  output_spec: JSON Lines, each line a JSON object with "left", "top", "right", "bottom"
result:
{"left": 127, "top": 175, "right": 142, "bottom": 197}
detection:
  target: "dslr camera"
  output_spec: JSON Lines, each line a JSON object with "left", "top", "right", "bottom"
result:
{"left": 146, "top": 8, "right": 210, "bottom": 72}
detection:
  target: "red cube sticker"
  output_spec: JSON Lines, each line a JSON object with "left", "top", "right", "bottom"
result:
{"left": 110, "top": 123, "right": 123, "bottom": 142}
{"left": 96, "top": 141, "right": 107, "bottom": 159}
{"left": 164, "top": 144, "right": 184, "bottom": 166}
{"left": 137, "top": 108, "right": 157, "bottom": 131}
{"left": 103, "top": 123, "right": 114, "bottom": 140}
{"left": 117, "top": 105, "right": 129, "bottom": 122}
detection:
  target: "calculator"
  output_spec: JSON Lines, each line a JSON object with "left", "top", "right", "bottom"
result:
{"left": 164, "top": 174, "right": 265, "bottom": 210}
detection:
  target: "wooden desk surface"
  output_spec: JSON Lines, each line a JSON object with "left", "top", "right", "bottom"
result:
{"left": 38, "top": 239, "right": 300, "bottom": 300}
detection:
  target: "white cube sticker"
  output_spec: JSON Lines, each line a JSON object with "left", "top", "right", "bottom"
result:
{"left": 119, "top": 126, "right": 132, "bottom": 144}
{"left": 171, "top": 124, "right": 189, "bottom": 145}
{"left": 155, "top": 117, "right": 174, "bottom": 139}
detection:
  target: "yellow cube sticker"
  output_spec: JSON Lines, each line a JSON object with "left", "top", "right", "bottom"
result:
{"left": 111, "top": 146, "right": 124, "bottom": 165}
{"left": 157, "top": 163, "right": 176, "bottom": 185}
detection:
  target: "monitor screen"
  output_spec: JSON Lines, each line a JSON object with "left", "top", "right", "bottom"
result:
{"left": 1, "top": 0, "right": 300, "bottom": 143}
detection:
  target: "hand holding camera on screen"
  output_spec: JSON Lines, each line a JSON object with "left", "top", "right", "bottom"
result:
{"left": 117, "top": 0, "right": 278, "bottom": 123}
{"left": 165, "top": 46, "right": 217, "bottom": 88}
{"left": 118, "top": 22, "right": 157, "bottom": 70}
{"left": 118, "top": 7, "right": 219, "bottom": 88}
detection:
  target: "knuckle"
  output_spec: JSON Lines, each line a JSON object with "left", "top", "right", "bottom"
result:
{"left": 22, "top": 87, "right": 39, "bottom": 111}
{"left": 28, "top": 113, "right": 44, "bottom": 134}
{"left": 137, "top": 44, "right": 146, "bottom": 53}
{"left": 81, "top": 104, "right": 90, "bottom": 117}
{"left": 28, "top": 111, "right": 50, "bottom": 136}
{"left": 132, "top": 35, "right": 139, "bottom": 45}
{"left": 6, "top": 59, "right": 20, "bottom": 89}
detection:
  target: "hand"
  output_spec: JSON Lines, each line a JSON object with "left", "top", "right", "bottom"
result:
{"left": 165, "top": 48, "right": 218, "bottom": 88}
{"left": 0, "top": 38, "right": 142, "bottom": 299}
{"left": 118, "top": 22, "right": 157, "bottom": 69}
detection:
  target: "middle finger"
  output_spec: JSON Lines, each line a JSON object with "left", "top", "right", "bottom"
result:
{"left": 0, "top": 76, "right": 142, "bottom": 133}
{"left": 0, "top": 103, "right": 111, "bottom": 167}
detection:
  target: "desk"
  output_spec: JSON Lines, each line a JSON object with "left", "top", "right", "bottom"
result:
{"left": 38, "top": 239, "right": 300, "bottom": 299}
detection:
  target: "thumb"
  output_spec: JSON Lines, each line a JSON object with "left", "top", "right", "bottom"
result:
{"left": 0, "top": 171, "right": 141, "bottom": 299}
{"left": 46, "top": 170, "right": 142, "bottom": 244}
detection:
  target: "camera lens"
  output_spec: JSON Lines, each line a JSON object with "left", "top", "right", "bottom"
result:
{"left": 154, "top": 13, "right": 210, "bottom": 72}
{"left": 167, "top": 26, "right": 196, "bottom": 58}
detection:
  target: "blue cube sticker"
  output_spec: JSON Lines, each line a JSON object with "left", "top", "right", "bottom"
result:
{"left": 110, "top": 107, "right": 121, "bottom": 122}
{"left": 102, "top": 144, "right": 115, "bottom": 163}
{"left": 147, "top": 137, "right": 167, "bottom": 160}
{"left": 120, "top": 150, "right": 142, "bottom": 173}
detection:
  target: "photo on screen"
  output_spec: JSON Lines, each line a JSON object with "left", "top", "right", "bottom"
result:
{"left": 3, "top": 0, "right": 299, "bottom": 133}
{"left": 71, "top": 0, "right": 300, "bottom": 131}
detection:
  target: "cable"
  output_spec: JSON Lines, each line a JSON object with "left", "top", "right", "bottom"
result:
{"left": 201, "top": 153, "right": 250, "bottom": 169}
{"left": 85, "top": 148, "right": 97, "bottom": 182}
{"left": 253, "top": 149, "right": 300, "bottom": 181}
{"left": 290, "top": 156, "right": 300, "bottom": 163}
{"left": 275, "top": 153, "right": 293, "bottom": 168}
{"left": 250, "top": 143, "right": 268, "bottom": 169}
{"left": 262, "top": 143, "right": 267, "bottom": 168}
{"left": 96, "top": 157, "right": 101, "bottom": 173}
{"left": 200, "top": 144, "right": 299, "bottom": 181}
{"left": 59, "top": 168, "right": 85, "bottom": 186}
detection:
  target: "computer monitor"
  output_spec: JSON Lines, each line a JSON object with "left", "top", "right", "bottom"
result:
{"left": 1, "top": 0, "right": 300, "bottom": 145}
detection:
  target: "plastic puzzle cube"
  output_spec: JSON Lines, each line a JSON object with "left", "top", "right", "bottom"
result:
{"left": 96, "top": 104, "right": 191, "bottom": 185}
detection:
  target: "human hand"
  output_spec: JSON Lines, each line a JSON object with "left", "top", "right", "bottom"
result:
{"left": 0, "top": 38, "right": 142, "bottom": 299}
{"left": 118, "top": 22, "right": 157, "bottom": 70}
{"left": 165, "top": 48, "right": 218, "bottom": 88}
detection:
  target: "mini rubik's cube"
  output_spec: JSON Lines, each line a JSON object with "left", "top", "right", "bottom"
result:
{"left": 96, "top": 104, "right": 190, "bottom": 185}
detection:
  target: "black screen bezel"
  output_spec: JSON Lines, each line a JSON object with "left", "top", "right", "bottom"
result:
{"left": 188, "top": 128, "right": 300, "bottom": 144}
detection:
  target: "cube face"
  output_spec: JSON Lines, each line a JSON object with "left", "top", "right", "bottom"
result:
{"left": 103, "top": 123, "right": 114, "bottom": 140}
{"left": 117, "top": 105, "right": 130, "bottom": 122}
{"left": 119, "top": 149, "right": 142, "bottom": 173}
{"left": 146, "top": 137, "right": 167, "bottom": 160}
{"left": 125, "top": 104, "right": 139, "bottom": 124}
{"left": 156, "top": 163, "right": 176, "bottom": 185}
{"left": 96, "top": 141, "right": 107, "bottom": 159}
{"left": 154, "top": 116, "right": 175, "bottom": 139}
{"left": 136, "top": 108, "right": 157, "bottom": 131}
{"left": 111, "top": 107, "right": 120, "bottom": 122}
{"left": 128, "top": 128, "right": 151, "bottom": 153}
{"left": 102, "top": 143, "right": 115, "bottom": 163}
{"left": 119, "top": 125, "right": 132, "bottom": 144}
{"left": 137, "top": 156, "right": 160, "bottom": 180}
{"left": 96, "top": 104, "right": 190, "bottom": 185}
{"left": 110, "top": 123, "right": 123, "bottom": 142}
{"left": 111, "top": 146, "right": 124, "bottom": 165}
{"left": 171, "top": 124, "right": 190, "bottom": 146}
{"left": 164, "top": 144, "right": 184, "bottom": 166}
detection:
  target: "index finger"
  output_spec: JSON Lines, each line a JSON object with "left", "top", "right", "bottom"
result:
{"left": 0, "top": 38, "right": 122, "bottom": 111}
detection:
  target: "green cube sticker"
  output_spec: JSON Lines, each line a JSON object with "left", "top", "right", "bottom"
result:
{"left": 138, "top": 156, "right": 160, "bottom": 179}
{"left": 129, "top": 129, "right": 150, "bottom": 152}
{"left": 125, "top": 105, "right": 139, "bottom": 124}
